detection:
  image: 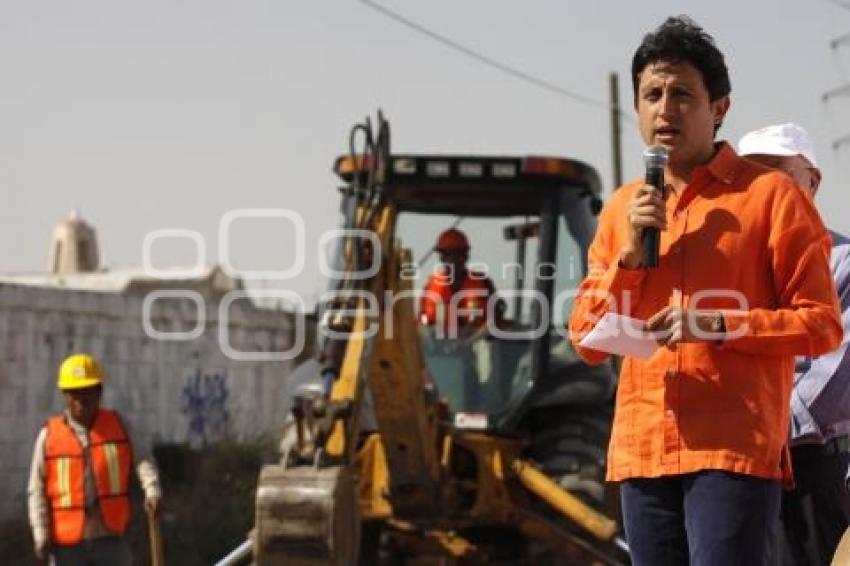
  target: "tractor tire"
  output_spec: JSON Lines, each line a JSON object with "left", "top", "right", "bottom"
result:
{"left": 525, "top": 405, "right": 612, "bottom": 510}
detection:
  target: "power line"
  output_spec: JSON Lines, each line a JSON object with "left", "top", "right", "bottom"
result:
{"left": 823, "top": 82, "right": 850, "bottom": 102}
{"left": 823, "top": 0, "right": 850, "bottom": 151}
{"left": 832, "top": 133, "right": 850, "bottom": 151}
{"left": 831, "top": 31, "right": 850, "bottom": 49}
{"left": 358, "top": 0, "right": 634, "bottom": 123}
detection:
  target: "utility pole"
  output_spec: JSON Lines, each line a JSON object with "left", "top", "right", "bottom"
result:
{"left": 607, "top": 73, "right": 626, "bottom": 381}
{"left": 609, "top": 72, "right": 623, "bottom": 189}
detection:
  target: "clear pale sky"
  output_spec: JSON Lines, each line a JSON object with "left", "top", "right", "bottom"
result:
{"left": 3, "top": 1, "right": 850, "bottom": 307}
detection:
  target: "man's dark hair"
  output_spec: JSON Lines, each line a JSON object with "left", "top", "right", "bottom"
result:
{"left": 632, "top": 16, "right": 731, "bottom": 103}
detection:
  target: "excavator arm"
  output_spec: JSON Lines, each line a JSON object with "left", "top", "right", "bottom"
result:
{"left": 253, "top": 114, "right": 447, "bottom": 564}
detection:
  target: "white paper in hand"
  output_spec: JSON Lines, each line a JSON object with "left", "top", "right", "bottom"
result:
{"left": 578, "top": 312, "right": 658, "bottom": 359}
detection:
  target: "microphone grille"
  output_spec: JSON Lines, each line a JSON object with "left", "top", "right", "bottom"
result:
{"left": 643, "top": 145, "right": 669, "bottom": 168}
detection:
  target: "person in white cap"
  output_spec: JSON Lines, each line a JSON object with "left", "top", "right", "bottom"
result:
{"left": 739, "top": 123, "right": 850, "bottom": 565}
{"left": 738, "top": 123, "right": 822, "bottom": 197}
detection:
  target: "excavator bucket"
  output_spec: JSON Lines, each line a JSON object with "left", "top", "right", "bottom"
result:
{"left": 254, "top": 464, "right": 360, "bottom": 565}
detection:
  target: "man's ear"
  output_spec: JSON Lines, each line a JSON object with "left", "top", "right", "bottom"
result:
{"left": 712, "top": 95, "right": 731, "bottom": 128}
{"left": 811, "top": 167, "right": 822, "bottom": 194}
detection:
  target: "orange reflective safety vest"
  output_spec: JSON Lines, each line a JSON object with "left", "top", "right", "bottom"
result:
{"left": 44, "top": 409, "right": 133, "bottom": 545}
{"left": 420, "top": 269, "right": 495, "bottom": 330}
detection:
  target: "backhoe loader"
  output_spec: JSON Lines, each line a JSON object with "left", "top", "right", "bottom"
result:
{"left": 251, "top": 112, "right": 628, "bottom": 565}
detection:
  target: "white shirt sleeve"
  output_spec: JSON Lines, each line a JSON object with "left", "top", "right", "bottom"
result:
{"left": 27, "top": 427, "right": 49, "bottom": 548}
{"left": 123, "top": 417, "right": 162, "bottom": 500}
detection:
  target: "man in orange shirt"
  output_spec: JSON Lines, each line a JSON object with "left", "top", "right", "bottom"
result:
{"left": 569, "top": 17, "right": 842, "bottom": 565}
{"left": 419, "top": 228, "right": 501, "bottom": 336}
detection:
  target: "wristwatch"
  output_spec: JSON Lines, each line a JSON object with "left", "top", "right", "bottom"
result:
{"left": 709, "top": 311, "right": 725, "bottom": 335}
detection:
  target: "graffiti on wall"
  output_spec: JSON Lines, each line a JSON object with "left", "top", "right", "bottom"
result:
{"left": 180, "top": 369, "right": 229, "bottom": 446}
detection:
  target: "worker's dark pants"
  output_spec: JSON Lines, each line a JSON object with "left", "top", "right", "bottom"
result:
{"left": 621, "top": 470, "right": 782, "bottom": 566}
{"left": 779, "top": 442, "right": 850, "bottom": 566}
{"left": 49, "top": 536, "right": 131, "bottom": 566}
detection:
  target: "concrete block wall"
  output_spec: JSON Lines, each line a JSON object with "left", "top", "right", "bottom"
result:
{"left": 0, "top": 282, "right": 315, "bottom": 520}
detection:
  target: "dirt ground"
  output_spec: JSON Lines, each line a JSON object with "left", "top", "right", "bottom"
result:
{"left": 0, "top": 438, "right": 275, "bottom": 565}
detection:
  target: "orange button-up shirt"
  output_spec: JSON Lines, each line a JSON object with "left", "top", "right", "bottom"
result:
{"left": 569, "top": 142, "right": 842, "bottom": 482}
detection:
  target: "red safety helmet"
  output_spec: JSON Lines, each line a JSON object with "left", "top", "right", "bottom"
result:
{"left": 435, "top": 229, "right": 470, "bottom": 252}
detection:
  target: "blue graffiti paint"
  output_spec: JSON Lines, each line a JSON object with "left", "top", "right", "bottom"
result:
{"left": 180, "top": 369, "right": 229, "bottom": 445}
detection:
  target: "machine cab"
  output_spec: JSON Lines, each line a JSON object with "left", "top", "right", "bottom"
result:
{"left": 334, "top": 153, "right": 605, "bottom": 432}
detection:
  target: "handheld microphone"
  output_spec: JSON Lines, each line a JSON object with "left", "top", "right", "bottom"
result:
{"left": 641, "top": 145, "right": 669, "bottom": 268}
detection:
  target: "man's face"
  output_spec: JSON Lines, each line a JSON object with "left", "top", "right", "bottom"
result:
{"left": 64, "top": 386, "right": 101, "bottom": 428}
{"left": 636, "top": 60, "right": 730, "bottom": 171}
{"left": 438, "top": 248, "right": 468, "bottom": 278}
{"left": 743, "top": 154, "right": 821, "bottom": 198}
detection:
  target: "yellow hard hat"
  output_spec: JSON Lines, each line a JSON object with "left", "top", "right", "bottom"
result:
{"left": 58, "top": 353, "right": 104, "bottom": 390}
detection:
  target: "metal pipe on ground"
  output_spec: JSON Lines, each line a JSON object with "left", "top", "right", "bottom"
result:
{"left": 214, "top": 539, "right": 253, "bottom": 566}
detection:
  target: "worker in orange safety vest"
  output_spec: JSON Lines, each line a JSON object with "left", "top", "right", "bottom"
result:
{"left": 419, "top": 228, "right": 504, "bottom": 336}
{"left": 27, "top": 353, "right": 161, "bottom": 565}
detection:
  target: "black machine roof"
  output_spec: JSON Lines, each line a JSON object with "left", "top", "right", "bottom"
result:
{"left": 334, "top": 154, "right": 602, "bottom": 217}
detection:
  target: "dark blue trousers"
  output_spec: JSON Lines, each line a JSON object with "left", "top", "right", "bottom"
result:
{"left": 49, "top": 536, "right": 132, "bottom": 566}
{"left": 621, "top": 470, "right": 782, "bottom": 566}
{"left": 780, "top": 443, "right": 850, "bottom": 565}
